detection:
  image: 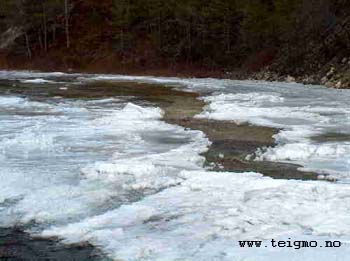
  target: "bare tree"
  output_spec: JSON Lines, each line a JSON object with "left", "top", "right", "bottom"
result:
{"left": 24, "top": 32, "right": 32, "bottom": 58}
{"left": 42, "top": 2, "right": 48, "bottom": 52}
{"left": 64, "top": 0, "right": 70, "bottom": 48}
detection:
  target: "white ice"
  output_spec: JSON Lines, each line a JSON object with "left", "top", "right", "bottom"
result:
{"left": 0, "top": 94, "right": 208, "bottom": 229}
{"left": 21, "top": 78, "right": 56, "bottom": 84}
{"left": 42, "top": 171, "right": 350, "bottom": 261}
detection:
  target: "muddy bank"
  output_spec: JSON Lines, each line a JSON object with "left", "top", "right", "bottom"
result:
{"left": 4, "top": 51, "right": 350, "bottom": 90}
{"left": 166, "top": 118, "right": 318, "bottom": 180}
{"left": 3, "top": 60, "right": 350, "bottom": 90}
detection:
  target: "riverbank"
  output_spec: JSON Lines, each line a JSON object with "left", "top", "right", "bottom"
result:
{"left": 240, "top": 66, "right": 350, "bottom": 90}
{"left": 3, "top": 60, "right": 350, "bottom": 90}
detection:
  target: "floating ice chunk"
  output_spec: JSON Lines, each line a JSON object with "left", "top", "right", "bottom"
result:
{"left": 255, "top": 142, "right": 349, "bottom": 162}
{"left": 203, "top": 92, "right": 285, "bottom": 104}
{"left": 21, "top": 78, "right": 56, "bottom": 84}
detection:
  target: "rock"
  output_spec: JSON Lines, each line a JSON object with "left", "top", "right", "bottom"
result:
{"left": 342, "top": 57, "right": 347, "bottom": 64}
{"left": 321, "top": 76, "right": 328, "bottom": 84}
{"left": 325, "top": 81, "right": 334, "bottom": 88}
{"left": 326, "top": 67, "right": 336, "bottom": 78}
{"left": 286, "top": 75, "right": 296, "bottom": 82}
{"left": 303, "top": 76, "right": 316, "bottom": 84}
{"left": 335, "top": 81, "right": 343, "bottom": 88}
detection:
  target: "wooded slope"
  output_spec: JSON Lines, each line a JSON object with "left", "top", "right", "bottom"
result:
{"left": 1, "top": 0, "right": 350, "bottom": 86}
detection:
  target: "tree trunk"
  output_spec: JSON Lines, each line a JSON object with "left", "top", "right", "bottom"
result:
{"left": 24, "top": 33, "right": 31, "bottom": 59}
{"left": 53, "top": 26, "right": 56, "bottom": 43}
{"left": 42, "top": 4, "right": 48, "bottom": 52}
{"left": 65, "top": 0, "right": 70, "bottom": 48}
{"left": 38, "top": 31, "right": 43, "bottom": 50}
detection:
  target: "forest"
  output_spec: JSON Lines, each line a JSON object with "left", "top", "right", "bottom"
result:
{"left": 0, "top": 0, "right": 349, "bottom": 82}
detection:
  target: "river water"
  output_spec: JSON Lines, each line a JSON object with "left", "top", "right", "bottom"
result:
{"left": 0, "top": 71, "right": 350, "bottom": 260}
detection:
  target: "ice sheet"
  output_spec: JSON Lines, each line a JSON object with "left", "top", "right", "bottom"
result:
{"left": 0, "top": 95, "right": 208, "bottom": 229}
{"left": 1, "top": 71, "right": 350, "bottom": 260}
{"left": 42, "top": 171, "right": 350, "bottom": 260}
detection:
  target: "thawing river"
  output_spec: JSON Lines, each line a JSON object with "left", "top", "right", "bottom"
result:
{"left": 1, "top": 71, "right": 350, "bottom": 260}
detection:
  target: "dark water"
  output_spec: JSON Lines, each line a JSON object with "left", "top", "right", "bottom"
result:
{"left": 0, "top": 228, "right": 106, "bottom": 260}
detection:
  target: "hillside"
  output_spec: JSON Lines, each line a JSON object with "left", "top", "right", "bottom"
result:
{"left": 0, "top": 0, "right": 350, "bottom": 87}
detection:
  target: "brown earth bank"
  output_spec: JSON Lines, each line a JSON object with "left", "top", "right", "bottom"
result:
{"left": 0, "top": 58, "right": 236, "bottom": 80}
{"left": 2, "top": 51, "right": 350, "bottom": 89}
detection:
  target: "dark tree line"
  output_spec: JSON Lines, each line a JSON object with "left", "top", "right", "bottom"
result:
{"left": 0, "top": 0, "right": 349, "bottom": 71}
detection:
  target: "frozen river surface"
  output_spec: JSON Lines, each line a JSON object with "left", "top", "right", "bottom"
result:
{"left": 0, "top": 71, "right": 350, "bottom": 260}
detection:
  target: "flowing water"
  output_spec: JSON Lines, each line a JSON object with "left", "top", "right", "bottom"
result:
{"left": 1, "top": 71, "right": 350, "bottom": 260}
